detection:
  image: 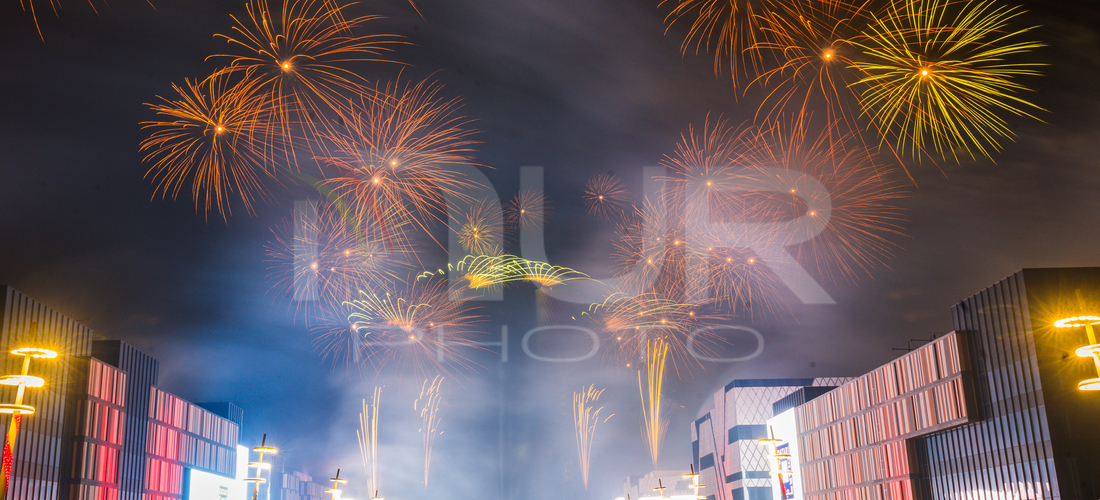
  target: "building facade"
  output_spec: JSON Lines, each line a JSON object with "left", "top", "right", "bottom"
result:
{"left": 692, "top": 378, "right": 850, "bottom": 500}
{"left": 0, "top": 287, "right": 244, "bottom": 500}
{"left": 765, "top": 268, "right": 1100, "bottom": 500}
{"left": 272, "top": 471, "right": 327, "bottom": 500}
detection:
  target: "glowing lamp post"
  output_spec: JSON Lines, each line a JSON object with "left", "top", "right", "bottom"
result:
{"left": 1053, "top": 290, "right": 1100, "bottom": 391}
{"left": 0, "top": 346, "right": 57, "bottom": 500}
{"left": 325, "top": 469, "right": 347, "bottom": 500}
{"left": 683, "top": 464, "right": 705, "bottom": 499}
{"left": 760, "top": 427, "right": 790, "bottom": 499}
{"left": 244, "top": 434, "right": 277, "bottom": 500}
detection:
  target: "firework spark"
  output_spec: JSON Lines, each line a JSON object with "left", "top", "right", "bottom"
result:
{"left": 415, "top": 376, "right": 444, "bottom": 486}
{"left": 574, "top": 384, "right": 612, "bottom": 490}
{"left": 851, "top": 0, "right": 1045, "bottom": 162}
{"left": 420, "top": 254, "right": 590, "bottom": 292}
{"left": 639, "top": 337, "right": 670, "bottom": 469}
{"left": 358, "top": 388, "right": 382, "bottom": 497}
{"left": 210, "top": 0, "right": 402, "bottom": 162}
{"left": 583, "top": 172, "right": 628, "bottom": 220}
{"left": 140, "top": 71, "right": 274, "bottom": 219}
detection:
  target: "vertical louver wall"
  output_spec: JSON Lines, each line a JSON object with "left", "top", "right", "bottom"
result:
{"left": 145, "top": 388, "right": 238, "bottom": 500}
{"left": 92, "top": 341, "right": 159, "bottom": 500}
{"left": 792, "top": 332, "right": 973, "bottom": 500}
{"left": 63, "top": 358, "right": 127, "bottom": 500}
{"left": 0, "top": 286, "right": 93, "bottom": 500}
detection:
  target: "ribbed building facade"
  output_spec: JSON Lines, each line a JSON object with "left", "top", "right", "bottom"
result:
{"left": 272, "top": 471, "right": 327, "bottom": 500}
{"left": 0, "top": 287, "right": 243, "bottom": 500}
{"left": 765, "top": 268, "right": 1100, "bottom": 500}
{"left": 1, "top": 286, "right": 94, "bottom": 499}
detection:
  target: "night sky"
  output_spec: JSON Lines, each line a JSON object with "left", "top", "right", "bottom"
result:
{"left": 2, "top": 0, "right": 1100, "bottom": 499}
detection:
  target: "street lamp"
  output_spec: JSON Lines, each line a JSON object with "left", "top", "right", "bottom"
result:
{"left": 0, "top": 346, "right": 57, "bottom": 499}
{"left": 759, "top": 427, "right": 790, "bottom": 499}
{"left": 325, "top": 469, "right": 347, "bottom": 500}
{"left": 1053, "top": 290, "right": 1100, "bottom": 391}
{"left": 244, "top": 434, "right": 277, "bottom": 500}
{"left": 683, "top": 464, "right": 705, "bottom": 499}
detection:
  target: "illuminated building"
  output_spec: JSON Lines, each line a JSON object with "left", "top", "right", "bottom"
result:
{"left": 272, "top": 471, "right": 327, "bottom": 500}
{"left": 764, "top": 268, "right": 1100, "bottom": 500}
{"left": 691, "top": 378, "right": 849, "bottom": 500}
{"left": 1, "top": 286, "right": 94, "bottom": 499}
{"left": 1, "top": 287, "right": 244, "bottom": 500}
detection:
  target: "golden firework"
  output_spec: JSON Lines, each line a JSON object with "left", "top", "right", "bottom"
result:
{"left": 140, "top": 70, "right": 273, "bottom": 219}
{"left": 456, "top": 199, "right": 504, "bottom": 256}
{"left": 210, "top": 0, "right": 402, "bottom": 163}
{"left": 415, "top": 376, "right": 444, "bottom": 487}
{"left": 573, "top": 385, "right": 612, "bottom": 490}
{"left": 639, "top": 337, "right": 670, "bottom": 469}
{"left": 661, "top": 0, "right": 774, "bottom": 89}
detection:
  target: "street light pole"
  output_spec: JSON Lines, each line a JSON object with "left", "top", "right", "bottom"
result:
{"left": 325, "top": 469, "right": 347, "bottom": 500}
{"left": 1053, "top": 289, "right": 1100, "bottom": 391}
{"left": 0, "top": 346, "right": 57, "bottom": 500}
{"left": 244, "top": 434, "right": 278, "bottom": 500}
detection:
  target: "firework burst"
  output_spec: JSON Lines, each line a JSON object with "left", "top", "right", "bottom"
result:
{"left": 210, "top": 0, "right": 402, "bottom": 162}
{"left": 320, "top": 77, "right": 482, "bottom": 248}
{"left": 344, "top": 275, "right": 484, "bottom": 376}
{"left": 661, "top": 0, "right": 775, "bottom": 89}
{"left": 415, "top": 376, "right": 444, "bottom": 486}
{"left": 851, "top": 0, "right": 1045, "bottom": 162}
{"left": 504, "top": 188, "right": 551, "bottom": 235}
{"left": 583, "top": 172, "right": 628, "bottom": 220}
{"left": 574, "top": 385, "right": 612, "bottom": 490}
{"left": 140, "top": 71, "right": 274, "bottom": 219}
{"left": 456, "top": 199, "right": 504, "bottom": 256}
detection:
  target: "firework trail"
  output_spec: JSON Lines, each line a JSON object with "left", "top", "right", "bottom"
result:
{"left": 415, "top": 376, "right": 444, "bottom": 486}
{"left": 573, "top": 384, "right": 612, "bottom": 489}
{"left": 661, "top": 0, "right": 774, "bottom": 89}
{"left": 358, "top": 388, "right": 382, "bottom": 497}
{"left": 140, "top": 71, "right": 275, "bottom": 219}
{"left": 210, "top": 0, "right": 402, "bottom": 164}
{"left": 639, "top": 337, "right": 671, "bottom": 469}
{"left": 583, "top": 172, "right": 628, "bottom": 220}
{"left": 320, "top": 76, "right": 482, "bottom": 250}
{"left": 344, "top": 275, "right": 484, "bottom": 376}
{"left": 851, "top": 0, "right": 1045, "bottom": 162}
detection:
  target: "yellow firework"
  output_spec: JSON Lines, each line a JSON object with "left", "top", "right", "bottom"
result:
{"left": 415, "top": 376, "right": 444, "bottom": 487}
{"left": 140, "top": 70, "right": 274, "bottom": 219}
{"left": 851, "top": 0, "right": 1045, "bottom": 162}
{"left": 419, "top": 254, "right": 590, "bottom": 291}
{"left": 574, "top": 385, "right": 612, "bottom": 490}
{"left": 639, "top": 337, "right": 670, "bottom": 469}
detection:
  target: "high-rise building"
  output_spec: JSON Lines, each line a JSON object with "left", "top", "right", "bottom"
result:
{"left": 692, "top": 378, "right": 850, "bottom": 500}
{"left": 764, "top": 268, "right": 1100, "bottom": 500}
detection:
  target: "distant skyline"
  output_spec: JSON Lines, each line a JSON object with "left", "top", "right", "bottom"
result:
{"left": 3, "top": 0, "right": 1100, "bottom": 499}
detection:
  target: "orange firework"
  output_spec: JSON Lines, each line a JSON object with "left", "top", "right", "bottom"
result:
{"left": 504, "top": 188, "right": 551, "bottom": 236}
{"left": 210, "top": 0, "right": 402, "bottom": 163}
{"left": 582, "top": 172, "right": 628, "bottom": 220}
{"left": 343, "top": 275, "right": 485, "bottom": 376}
{"left": 751, "top": 0, "right": 875, "bottom": 137}
{"left": 456, "top": 199, "right": 504, "bottom": 256}
{"left": 732, "top": 118, "right": 908, "bottom": 284}
{"left": 264, "top": 199, "right": 413, "bottom": 322}
{"left": 309, "top": 298, "right": 369, "bottom": 371}
{"left": 661, "top": 0, "right": 775, "bottom": 89}
{"left": 320, "top": 77, "right": 482, "bottom": 249}
{"left": 609, "top": 199, "right": 682, "bottom": 297}
{"left": 140, "top": 70, "right": 274, "bottom": 219}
